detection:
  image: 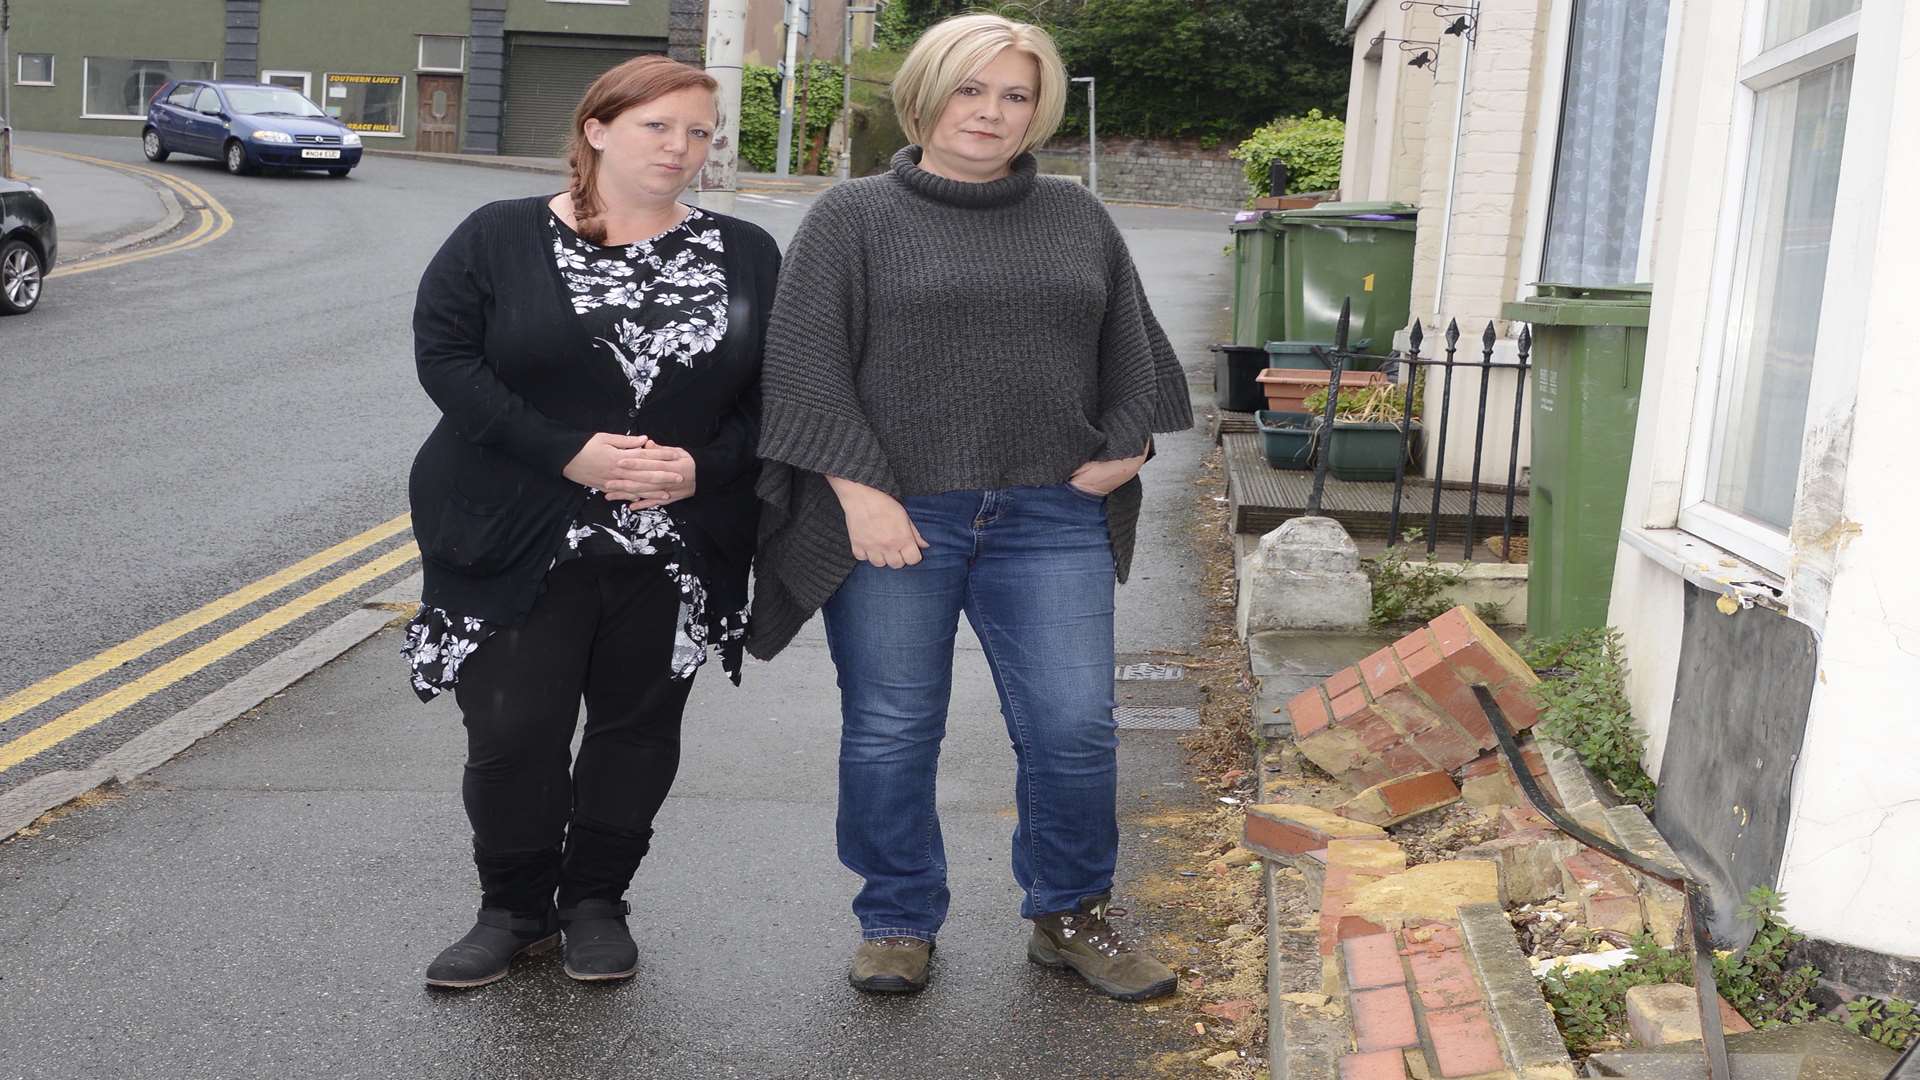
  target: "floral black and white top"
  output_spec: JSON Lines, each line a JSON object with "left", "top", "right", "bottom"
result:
{"left": 401, "top": 207, "right": 745, "bottom": 702}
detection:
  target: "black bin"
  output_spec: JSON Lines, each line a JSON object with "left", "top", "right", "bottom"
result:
{"left": 1212, "top": 344, "right": 1269, "bottom": 413}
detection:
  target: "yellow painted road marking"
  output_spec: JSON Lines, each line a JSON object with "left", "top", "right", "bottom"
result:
{"left": 0, "top": 543, "right": 420, "bottom": 773}
{"left": 20, "top": 147, "right": 235, "bottom": 277}
{"left": 0, "top": 514, "right": 413, "bottom": 729}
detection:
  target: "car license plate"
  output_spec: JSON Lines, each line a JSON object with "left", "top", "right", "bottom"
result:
{"left": 301, "top": 149, "right": 341, "bottom": 160}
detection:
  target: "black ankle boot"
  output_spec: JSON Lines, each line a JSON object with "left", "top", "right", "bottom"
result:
{"left": 558, "top": 899, "right": 637, "bottom": 982}
{"left": 424, "top": 908, "right": 560, "bottom": 989}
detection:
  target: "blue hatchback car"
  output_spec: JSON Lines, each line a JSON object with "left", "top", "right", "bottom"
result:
{"left": 143, "top": 80, "right": 364, "bottom": 177}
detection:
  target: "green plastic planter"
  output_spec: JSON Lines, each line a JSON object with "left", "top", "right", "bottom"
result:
{"left": 1256, "top": 411, "right": 1315, "bottom": 470}
{"left": 1325, "top": 421, "right": 1414, "bottom": 482}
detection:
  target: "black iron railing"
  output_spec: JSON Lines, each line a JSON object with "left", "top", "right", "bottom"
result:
{"left": 1304, "top": 297, "right": 1532, "bottom": 560}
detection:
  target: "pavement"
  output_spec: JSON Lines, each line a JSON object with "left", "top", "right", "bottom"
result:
{"left": 0, "top": 134, "right": 1244, "bottom": 1078}
{"left": 8, "top": 143, "right": 183, "bottom": 262}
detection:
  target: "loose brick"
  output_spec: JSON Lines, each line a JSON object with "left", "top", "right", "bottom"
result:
{"left": 1425, "top": 1003, "right": 1506, "bottom": 1077}
{"left": 1297, "top": 724, "right": 1375, "bottom": 781}
{"left": 1290, "top": 687, "right": 1333, "bottom": 739}
{"left": 1338, "top": 771, "right": 1462, "bottom": 827}
{"left": 1245, "top": 803, "right": 1389, "bottom": 859}
{"left": 1342, "top": 1050, "right": 1408, "bottom": 1080}
{"left": 1337, "top": 915, "right": 1390, "bottom": 942}
{"left": 1623, "top": 983, "right": 1754, "bottom": 1047}
{"left": 1399, "top": 645, "right": 1494, "bottom": 748}
{"left": 1325, "top": 666, "right": 1364, "bottom": 700}
{"left": 1374, "top": 688, "right": 1483, "bottom": 770}
{"left": 1344, "top": 933, "right": 1408, "bottom": 989}
{"left": 1427, "top": 607, "right": 1537, "bottom": 692}
{"left": 1352, "top": 985, "right": 1421, "bottom": 1051}
{"left": 1499, "top": 806, "right": 1554, "bottom": 835}
{"left": 1491, "top": 681, "right": 1542, "bottom": 731}
{"left": 1399, "top": 923, "right": 1464, "bottom": 953}
{"left": 1327, "top": 837, "right": 1410, "bottom": 874}
{"left": 1407, "top": 946, "right": 1482, "bottom": 1011}
{"left": 1460, "top": 769, "right": 1522, "bottom": 809}
{"left": 1392, "top": 627, "right": 1438, "bottom": 661}
{"left": 1359, "top": 646, "right": 1405, "bottom": 698}
{"left": 1331, "top": 687, "right": 1374, "bottom": 725}
{"left": 1460, "top": 833, "right": 1581, "bottom": 904}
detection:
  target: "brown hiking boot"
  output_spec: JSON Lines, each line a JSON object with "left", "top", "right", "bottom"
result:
{"left": 1029, "top": 896, "right": 1177, "bottom": 1002}
{"left": 848, "top": 937, "right": 933, "bottom": 994}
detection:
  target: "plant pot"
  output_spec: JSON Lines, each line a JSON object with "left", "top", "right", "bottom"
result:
{"left": 1211, "top": 344, "right": 1269, "bottom": 413}
{"left": 1255, "top": 368, "right": 1390, "bottom": 414}
{"left": 1255, "top": 410, "right": 1315, "bottom": 470}
{"left": 1325, "top": 421, "right": 1417, "bottom": 482}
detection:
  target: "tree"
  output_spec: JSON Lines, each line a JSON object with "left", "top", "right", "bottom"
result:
{"left": 1048, "top": 0, "right": 1351, "bottom": 141}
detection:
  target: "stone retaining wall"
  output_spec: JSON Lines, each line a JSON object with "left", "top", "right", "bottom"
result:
{"left": 1035, "top": 136, "right": 1250, "bottom": 209}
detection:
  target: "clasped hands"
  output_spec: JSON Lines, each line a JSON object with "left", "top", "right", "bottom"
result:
{"left": 831, "top": 445, "right": 1149, "bottom": 570}
{"left": 564, "top": 432, "right": 696, "bottom": 510}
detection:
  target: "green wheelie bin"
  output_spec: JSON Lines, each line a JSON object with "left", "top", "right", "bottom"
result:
{"left": 1500, "top": 284, "right": 1652, "bottom": 640}
{"left": 1229, "top": 213, "right": 1287, "bottom": 346}
{"left": 1275, "top": 202, "right": 1417, "bottom": 349}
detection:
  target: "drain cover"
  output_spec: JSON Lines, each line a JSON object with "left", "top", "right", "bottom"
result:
{"left": 1115, "top": 662, "right": 1186, "bottom": 681}
{"left": 1115, "top": 706, "right": 1201, "bottom": 731}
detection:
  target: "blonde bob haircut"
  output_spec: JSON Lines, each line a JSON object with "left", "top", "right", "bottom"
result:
{"left": 892, "top": 13, "right": 1068, "bottom": 158}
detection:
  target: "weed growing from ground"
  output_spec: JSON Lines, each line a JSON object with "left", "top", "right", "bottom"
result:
{"left": 1524, "top": 628, "right": 1656, "bottom": 812}
{"left": 1364, "top": 531, "right": 1463, "bottom": 629}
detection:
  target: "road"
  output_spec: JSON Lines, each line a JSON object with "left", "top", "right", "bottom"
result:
{"left": 0, "top": 134, "right": 1242, "bottom": 1078}
{"left": 0, "top": 135, "right": 1232, "bottom": 797}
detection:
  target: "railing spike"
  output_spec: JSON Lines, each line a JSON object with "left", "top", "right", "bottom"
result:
{"left": 1445, "top": 318, "right": 1460, "bottom": 347}
{"left": 1481, "top": 320, "right": 1497, "bottom": 351}
{"left": 1517, "top": 323, "right": 1532, "bottom": 357}
{"left": 1409, "top": 319, "right": 1424, "bottom": 353}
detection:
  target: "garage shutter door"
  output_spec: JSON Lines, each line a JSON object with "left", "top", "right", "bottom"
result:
{"left": 501, "top": 42, "right": 657, "bottom": 157}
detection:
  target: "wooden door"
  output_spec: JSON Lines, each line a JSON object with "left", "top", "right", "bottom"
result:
{"left": 416, "top": 75, "right": 462, "bottom": 154}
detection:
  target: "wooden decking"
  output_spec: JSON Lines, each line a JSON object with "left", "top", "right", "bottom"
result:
{"left": 1223, "top": 432, "right": 1531, "bottom": 545}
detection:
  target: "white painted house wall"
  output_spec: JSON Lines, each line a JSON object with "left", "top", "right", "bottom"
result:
{"left": 1608, "top": 0, "right": 1918, "bottom": 957}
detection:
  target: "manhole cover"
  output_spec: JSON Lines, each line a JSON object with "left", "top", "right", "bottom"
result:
{"left": 1115, "top": 706, "right": 1201, "bottom": 731}
{"left": 1116, "top": 662, "right": 1186, "bottom": 681}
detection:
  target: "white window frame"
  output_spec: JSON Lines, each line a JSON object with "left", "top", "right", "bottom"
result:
{"left": 1675, "top": 2, "right": 1888, "bottom": 576}
{"left": 15, "top": 53, "right": 55, "bottom": 87}
{"left": 1515, "top": 0, "right": 1681, "bottom": 298}
{"left": 259, "top": 69, "right": 312, "bottom": 98}
{"left": 321, "top": 72, "right": 409, "bottom": 138}
{"left": 80, "top": 57, "right": 216, "bottom": 120}
{"left": 417, "top": 35, "right": 467, "bottom": 73}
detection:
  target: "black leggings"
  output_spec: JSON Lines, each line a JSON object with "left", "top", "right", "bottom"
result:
{"left": 451, "top": 556, "right": 694, "bottom": 914}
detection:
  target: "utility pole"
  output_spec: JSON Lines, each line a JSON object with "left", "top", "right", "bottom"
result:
{"left": 1, "top": 0, "right": 14, "bottom": 180}
{"left": 839, "top": 4, "right": 878, "bottom": 180}
{"left": 700, "top": 0, "right": 749, "bottom": 213}
{"left": 773, "top": 0, "right": 808, "bottom": 177}
{"left": 1071, "top": 75, "right": 1096, "bottom": 198}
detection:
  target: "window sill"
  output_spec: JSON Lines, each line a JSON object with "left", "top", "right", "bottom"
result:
{"left": 1619, "top": 526, "right": 1787, "bottom": 613}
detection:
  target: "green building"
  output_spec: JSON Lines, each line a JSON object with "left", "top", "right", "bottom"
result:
{"left": 4, "top": 0, "right": 705, "bottom": 155}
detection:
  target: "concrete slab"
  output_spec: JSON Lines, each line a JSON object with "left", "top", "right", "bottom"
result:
{"left": 1587, "top": 1022, "right": 1901, "bottom": 1080}
{"left": 1249, "top": 633, "right": 1394, "bottom": 680}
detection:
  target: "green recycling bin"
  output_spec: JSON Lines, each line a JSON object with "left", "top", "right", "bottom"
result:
{"left": 1500, "top": 284, "right": 1652, "bottom": 640}
{"left": 1230, "top": 213, "right": 1287, "bottom": 346}
{"left": 1277, "top": 202, "right": 1417, "bottom": 350}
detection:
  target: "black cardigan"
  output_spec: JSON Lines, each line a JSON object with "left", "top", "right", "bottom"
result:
{"left": 409, "top": 196, "right": 781, "bottom": 644}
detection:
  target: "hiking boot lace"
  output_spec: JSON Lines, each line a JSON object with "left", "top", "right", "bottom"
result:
{"left": 1056, "top": 903, "right": 1134, "bottom": 958}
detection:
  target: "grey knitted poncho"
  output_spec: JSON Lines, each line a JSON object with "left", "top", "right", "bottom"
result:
{"left": 746, "top": 146, "right": 1194, "bottom": 660}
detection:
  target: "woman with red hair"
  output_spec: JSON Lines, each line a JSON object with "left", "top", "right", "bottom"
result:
{"left": 404, "top": 55, "right": 778, "bottom": 988}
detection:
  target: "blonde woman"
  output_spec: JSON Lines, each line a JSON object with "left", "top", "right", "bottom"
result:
{"left": 751, "top": 14, "right": 1192, "bottom": 1000}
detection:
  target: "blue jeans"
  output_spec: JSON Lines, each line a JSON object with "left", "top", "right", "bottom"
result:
{"left": 822, "top": 485, "right": 1119, "bottom": 941}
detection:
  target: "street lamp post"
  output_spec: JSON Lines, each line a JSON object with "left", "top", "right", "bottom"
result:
{"left": 1070, "top": 75, "right": 1096, "bottom": 198}
{"left": 839, "top": 5, "right": 879, "bottom": 181}
{"left": 1, "top": 0, "right": 14, "bottom": 179}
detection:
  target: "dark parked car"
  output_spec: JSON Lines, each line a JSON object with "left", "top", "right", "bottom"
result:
{"left": 0, "top": 135, "right": 57, "bottom": 316}
{"left": 143, "top": 80, "right": 364, "bottom": 177}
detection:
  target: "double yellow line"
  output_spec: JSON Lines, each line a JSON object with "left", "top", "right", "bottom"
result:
{"left": 22, "top": 147, "right": 234, "bottom": 277}
{"left": 0, "top": 515, "right": 419, "bottom": 772}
